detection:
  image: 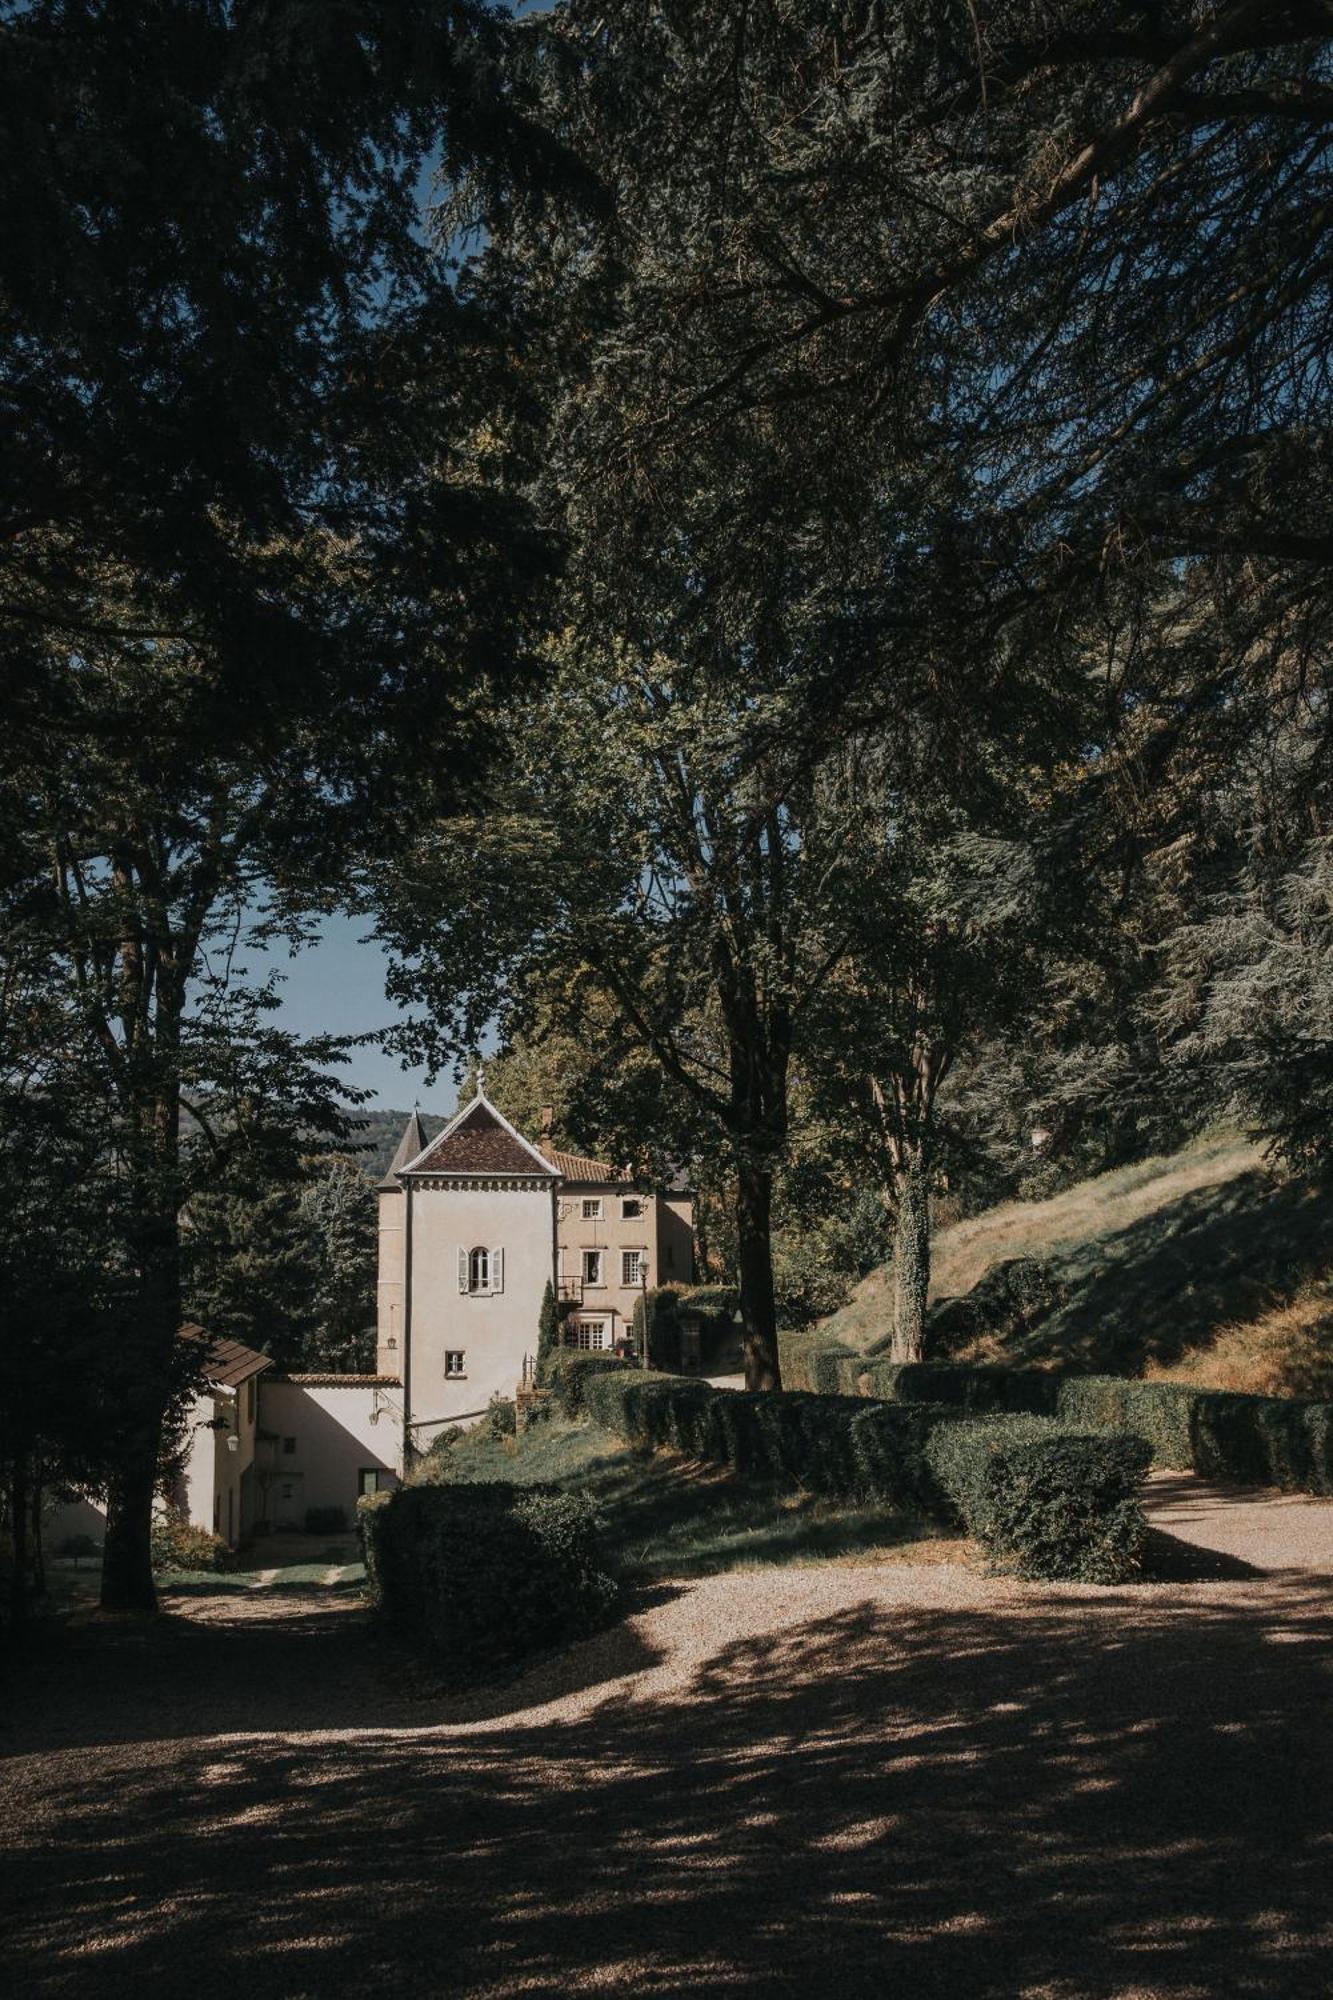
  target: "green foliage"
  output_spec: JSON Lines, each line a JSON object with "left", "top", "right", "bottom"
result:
{"left": 1055, "top": 1378, "right": 1333, "bottom": 1496}
{"left": 184, "top": 1152, "right": 378, "bottom": 1373}
{"left": 538, "top": 1350, "right": 635, "bottom": 1411}
{"left": 776, "top": 1332, "right": 862, "bottom": 1396}
{"left": 487, "top": 1395, "right": 518, "bottom": 1441}
{"left": 785, "top": 1339, "right": 1333, "bottom": 1498}
{"left": 571, "top": 1366, "right": 1147, "bottom": 1580}
{"left": 678, "top": 1285, "right": 739, "bottom": 1317}
{"left": 924, "top": 1421, "right": 1151, "bottom": 1585}
{"left": 357, "top": 1483, "right": 618, "bottom": 1682}
{"left": 537, "top": 1280, "right": 560, "bottom": 1364}
{"left": 149, "top": 1517, "right": 234, "bottom": 1575}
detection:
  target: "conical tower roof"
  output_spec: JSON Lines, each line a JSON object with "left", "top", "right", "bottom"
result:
{"left": 378, "top": 1108, "right": 432, "bottom": 1190}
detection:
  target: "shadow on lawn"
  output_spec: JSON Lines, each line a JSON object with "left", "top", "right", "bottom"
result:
{"left": 4, "top": 1569, "right": 1332, "bottom": 1999}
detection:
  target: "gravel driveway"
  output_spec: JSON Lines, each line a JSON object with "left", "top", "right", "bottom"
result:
{"left": 3, "top": 1476, "right": 1331, "bottom": 1999}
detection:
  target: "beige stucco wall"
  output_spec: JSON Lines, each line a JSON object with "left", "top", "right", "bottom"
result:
{"left": 177, "top": 1376, "right": 262, "bottom": 1546}
{"left": 377, "top": 1186, "right": 406, "bottom": 1376}
{"left": 407, "top": 1179, "right": 556, "bottom": 1435}
{"left": 257, "top": 1380, "right": 402, "bottom": 1531}
{"left": 556, "top": 1185, "right": 695, "bottom": 1343}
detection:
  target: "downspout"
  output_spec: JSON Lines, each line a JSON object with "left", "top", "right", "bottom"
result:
{"left": 402, "top": 1175, "right": 415, "bottom": 1476}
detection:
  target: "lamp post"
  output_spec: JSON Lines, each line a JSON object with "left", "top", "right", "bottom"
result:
{"left": 639, "top": 1253, "right": 650, "bottom": 1371}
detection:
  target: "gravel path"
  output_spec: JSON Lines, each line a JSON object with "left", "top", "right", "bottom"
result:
{"left": 3, "top": 1478, "right": 1331, "bottom": 2000}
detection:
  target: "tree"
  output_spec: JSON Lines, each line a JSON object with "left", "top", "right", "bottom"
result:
{"left": 299, "top": 1158, "right": 379, "bottom": 1372}
{"left": 811, "top": 804, "right": 1051, "bottom": 1360}
{"left": 381, "top": 635, "right": 876, "bottom": 1388}
{"left": 1, "top": 4, "right": 571, "bottom": 1610}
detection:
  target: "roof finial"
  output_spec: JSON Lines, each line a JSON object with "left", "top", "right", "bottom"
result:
{"left": 476, "top": 1063, "right": 486, "bottom": 1099}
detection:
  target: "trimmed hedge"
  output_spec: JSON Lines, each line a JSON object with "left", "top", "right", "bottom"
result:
{"left": 1056, "top": 1376, "right": 1333, "bottom": 1493}
{"left": 559, "top": 1362, "right": 1150, "bottom": 1578}
{"left": 538, "top": 1349, "right": 635, "bottom": 1411}
{"left": 783, "top": 1335, "right": 1333, "bottom": 1495}
{"left": 358, "top": 1482, "right": 617, "bottom": 1681}
{"left": 778, "top": 1333, "right": 1059, "bottom": 1412}
{"left": 925, "top": 1419, "right": 1151, "bottom": 1583}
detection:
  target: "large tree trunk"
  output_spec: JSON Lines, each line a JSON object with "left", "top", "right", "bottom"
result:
{"left": 100, "top": 1194, "right": 181, "bottom": 1614}
{"left": 736, "top": 1157, "right": 780, "bottom": 1389}
{"left": 9, "top": 1454, "right": 31, "bottom": 1625}
{"left": 100, "top": 1442, "right": 161, "bottom": 1611}
{"left": 891, "top": 1152, "right": 931, "bottom": 1364}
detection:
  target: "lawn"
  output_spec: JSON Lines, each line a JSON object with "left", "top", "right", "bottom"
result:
{"left": 417, "top": 1414, "right": 959, "bottom": 1578}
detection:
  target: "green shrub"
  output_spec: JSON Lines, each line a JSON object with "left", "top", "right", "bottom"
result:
{"left": 1055, "top": 1377, "right": 1197, "bottom": 1468}
{"left": 543, "top": 1350, "right": 635, "bottom": 1414}
{"left": 925, "top": 1418, "right": 1151, "bottom": 1582}
{"left": 777, "top": 1331, "right": 860, "bottom": 1394}
{"left": 860, "top": 1362, "right": 1061, "bottom": 1415}
{"left": 847, "top": 1403, "right": 965, "bottom": 1508}
{"left": 678, "top": 1283, "right": 740, "bottom": 1317}
{"left": 1052, "top": 1376, "right": 1333, "bottom": 1494}
{"left": 149, "top": 1516, "right": 234, "bottom": 1573}
{"left": 304, "top": 1505, "right": 348, "bottom": 1535}
{"left": 358, "top": 1482, "right": 617, "bottom": 1681}
{"left": 487, "top": 1394, "right": 518, "bottom": 1440}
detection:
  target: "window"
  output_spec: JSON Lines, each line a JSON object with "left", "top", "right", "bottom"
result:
{"left": 459, "top": 1245, "right": 504, "bottom": 1294}
{"left": 359, "top": 1467, "right": 390, "bottom": 1497}
{"left": 581, "top": 1197, "right": 602, "bottom": 1220}
{"left": 568, "top": 1320, "right": 607, "bottom": 1351}
{"left": 621, "top": 1197, "right": 644, "bottom": 1220}
{"left": 444, "top": 1350, "right": 466, "bottom": 1378}
{"left": 282, "top": 1436, "right": 297, "bottom": 1456}
{"left": 622, "top": 1249, "right": 645, "bottom": 1287}
{"left": 582, "top": 1248, "right": 604, "bottom": 1286}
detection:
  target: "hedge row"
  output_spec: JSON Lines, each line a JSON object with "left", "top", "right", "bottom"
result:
{"left": 776, "top": 1332, "right": 1059, "bottom": 1412}
{"left": 925, "top": 1420, "right": 1150, "bottom": 1584}
{"left": 359, "top": 1482, "right": 618, "bottom": 1682}
{"left": 550, "top": 1356, "right": 1149, "bottom": 1581}
{"left": 779, "top": 1334, "right": 1333, "bottom": 1495}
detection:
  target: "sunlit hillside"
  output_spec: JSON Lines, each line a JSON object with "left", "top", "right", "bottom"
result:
{"left": 816, "top": 1134, "right": 1333, "bottom": 1395}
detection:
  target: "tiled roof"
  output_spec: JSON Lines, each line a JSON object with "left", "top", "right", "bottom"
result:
{"left": 541, "top": 1144, "right": 625, "bottom": 1183}
{"left": 406, "top": 1098, "right": 557, "bottom": 1177}
{"left": 379, "top": 1109, "right": 433, "bottom": 1189}
{"left": 181, "top": 1325, "right": 273, "bottom": 1389}
{"left": 268, "top": 1374, "right": 402, "bottom": 1388}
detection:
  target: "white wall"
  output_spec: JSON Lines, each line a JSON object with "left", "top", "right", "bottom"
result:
{"left": 408, "top": 1181, "right": 555, "bottom": 1434}
{"left": 257, "top": 1380, "right": 402, "bottom": 1530}
{"left": 377, "top": 1186, "right": 406, "bottom": 1376}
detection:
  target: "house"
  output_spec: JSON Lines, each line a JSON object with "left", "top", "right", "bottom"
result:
{"left": 375, "top": 1085, "right": 694, "bottom": 1450}
{"left": 46, "top": 1333, "right": 404, "bottom": 1557}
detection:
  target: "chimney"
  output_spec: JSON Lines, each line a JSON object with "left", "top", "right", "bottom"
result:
{"left": 540, "top": 1105, "right": 554, "bottom": 1141}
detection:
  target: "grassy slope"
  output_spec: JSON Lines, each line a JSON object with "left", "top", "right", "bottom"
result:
{"left": 818, "top": 1132, "right": 1333, "bottom": 1393}
{"left": 420, "top": 1419, "right": 958, "bottom": 1578}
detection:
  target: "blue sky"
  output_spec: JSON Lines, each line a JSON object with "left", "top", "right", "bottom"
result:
{"left": 258, "top": 913, "right": 465, "bottom": 1114}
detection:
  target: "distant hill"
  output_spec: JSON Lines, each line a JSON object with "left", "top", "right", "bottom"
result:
{"left": 346, "top": 1109, "right": 444, "bottom": 1180}
{"left": 817, "top": 1133, "right": 1333, "bottom": 1398}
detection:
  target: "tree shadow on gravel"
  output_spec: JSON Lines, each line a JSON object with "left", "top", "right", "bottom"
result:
{"left": 3, "top": 1573, "right": 1332, "bottom": 1999}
